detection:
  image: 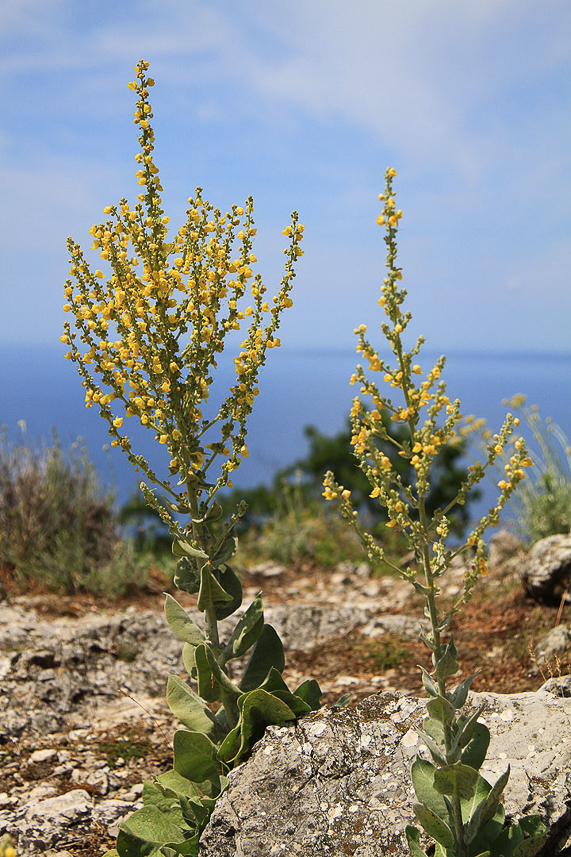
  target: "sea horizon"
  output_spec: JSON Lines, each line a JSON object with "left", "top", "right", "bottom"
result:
{"left": 1, "top": 343, "right": 570, "bottom": 530}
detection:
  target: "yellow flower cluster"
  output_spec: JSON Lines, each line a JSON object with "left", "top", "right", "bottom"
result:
{"left": 62, "top": 60, "right": 303, "bottom": 511}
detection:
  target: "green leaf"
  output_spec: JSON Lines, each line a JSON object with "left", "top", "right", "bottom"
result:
{"left": 156, "top": 769, "right": 202, "bottom": 799}
{"left": 195, "top": 644, "right": 241, "bottom": 702}
{"left": 197, "top": 565, "right": 233, "bottom": 614}
{"left": 410, "top": 757, "right": 448, "bottom": 820}
{"left": 173, "top": 558, "right": 200, "bottom": 595}
{"left": 426, "top": 695, "right": 455, "bottom": 725}
{"left": 293, "top": 678, "right": 322, "bottom": 710}
{"left": 513, "top": 815, "right": 547, "bottom": 856}
{"left": 117, "top": 805, "right": 188, "bottom": 856}
{"left": 164, "top": 595, "right": 205, "bottom": 646}
{"left": 413, "top": 802, "right": 455, "bottom": 848}
{"left": 451, "top": 705, "right": 486, "bottom": 755}
{"left": 218, "top": 688, "right": 296, "bottom": 766}
{"left": 460, "top": 722, "right": 490, "bottom": 771}
{"left": 212, "top": 564, "right": 243, "bottom": 620}
{"left": 420, "top": 666, "right": 440, "bottom": 698}
{"left": 434, "top": 645, "right": 460, "bottom": 681}
{"left": 240, "top": 624, "right": 285, "bottom": 692}
{"left": 465, "top": 767, "right": 510, "bottom": 843}
{"left": 210, "top": 534, "right": 238, "bottom": 566}
{"left": 172, "top": 730, "right": 221, "bottom": 784}
{"left": 433, "top": 763, "right": 478, "bottom": 801}
{"left": 416, "top": 728, "right": 447, "bottom": 767}
{"left": 194, "top": 644, "right": 220, "bottom": 703}
{"left": 223, "top": 594, "right": 264, "bottom": 661}
{"left": 172, "top": 539, "right": 209, "bottom": 561}
{"left": 405, "top": 825, "right": 430, "bottom": 857}
{"left": 182, "top": 642, "right": 197, "bottom": 680}
{"left": 166, "top": 675, "right": 219, "bottom": 738}
{"left": 448, "top": 672, "right": 479, "bottom": 709}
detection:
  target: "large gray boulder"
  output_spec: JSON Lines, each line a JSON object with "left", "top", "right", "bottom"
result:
{"left": 520, "top": 534, "right": 571, "bottom": 603}
{"left": 199, "top": 689, "right": 571, "bottom": 856}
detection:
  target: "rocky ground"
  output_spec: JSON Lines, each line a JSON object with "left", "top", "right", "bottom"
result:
{"left": 1, "top": 531, "right": 570, "bottom": 855}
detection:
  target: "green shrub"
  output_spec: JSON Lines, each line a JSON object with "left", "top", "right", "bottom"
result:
{"left": 0, "top": 424, "right": 144, "bottom": 595}
{"left": 464, "top": 396, "right": 571, "bottom": 544}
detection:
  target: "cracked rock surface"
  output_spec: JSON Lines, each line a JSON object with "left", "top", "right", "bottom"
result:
{"left": 199, "top": 689, "right": 571, "bottom": 857}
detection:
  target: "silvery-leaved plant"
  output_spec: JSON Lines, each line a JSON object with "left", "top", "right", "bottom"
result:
{"left": 324, "top": 168, "right": 546, "bottom": 857}
{"left": 62, "top": 60, "right": 321, "bottom": 856}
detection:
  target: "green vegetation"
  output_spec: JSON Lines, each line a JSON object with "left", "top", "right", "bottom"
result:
{"left": 464, "top": 396, "right": 571, "bottom": 545}
{"left": 0, "top": 424, "right": 146, "bottom": 596}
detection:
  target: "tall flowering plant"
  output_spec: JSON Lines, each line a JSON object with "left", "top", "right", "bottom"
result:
{"left": 324, "top": 169, "right": 545, "bottom": 857}
{"left": 63, "top": 61, "right": 321, "bottom": 856}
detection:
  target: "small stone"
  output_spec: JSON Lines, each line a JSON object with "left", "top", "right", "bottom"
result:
{"left": 29, "top": 748, "right": 58, "bottom": 764}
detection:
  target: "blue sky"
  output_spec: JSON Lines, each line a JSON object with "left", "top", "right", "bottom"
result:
{"left": 1, "top": 0, "right": 570, "bottom": 354}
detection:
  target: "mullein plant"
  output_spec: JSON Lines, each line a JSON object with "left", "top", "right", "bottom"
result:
{"left": 62, "top": 61, "right": 321, "bottom": 856}
{"left": 324, "top": 169, "right": 546, "bottom": 857}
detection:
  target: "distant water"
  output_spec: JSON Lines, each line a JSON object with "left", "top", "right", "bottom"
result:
{"left": 1, "top": 344, "right": 570, "bottom": 528}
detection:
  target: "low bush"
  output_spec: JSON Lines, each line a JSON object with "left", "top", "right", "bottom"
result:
{"left": 0, "top": 424, "right": 145, "bottom": 595}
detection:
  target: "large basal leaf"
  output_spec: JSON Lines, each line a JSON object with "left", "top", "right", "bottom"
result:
{"left": 166, "top": 675, "right": 219, "bottom": 738}
{"left": 240, "top": 624, "right": 285, "bottom": 692}
{"left": 212, "top": 564, "right": 243, "bottom": 620}
{"left": 223, "top": 594, "right": 264, "bottom": 661}
{"left": 433, "top": 763, "right": 479, "bottom": 801}
{"left": 164, "top": 595, "right": 205, "bottom": 646}
{"left": 156, "top": 769, "right": 202, "bottom": 799}
{"left": 413, "top": 802, "right": 455, "bottom": 848}
{"left": 172, "top": 730, "right": 220, "bottom": 785}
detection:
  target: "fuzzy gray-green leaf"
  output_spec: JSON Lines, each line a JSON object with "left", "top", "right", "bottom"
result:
{"left": 240, "top": 624, "right": 285, "bottom": 692}
{"left": 173, "top": 557, "right": 200, "bottom": 594}
{"left": 172, "top": 730, "right": 220, "bottom": 785}
{"left": 223, "top": 594, "right": 264, "bottom": 661}
{"left": 405, "top": 825, "right": 430, "bottom": 857}
{"left": 410, "top": 757, "right": 448, "bottom": 820}
{"left": 197, "top": 565, "right": 233, "bottom": 614}
{"left": 212, "top": 565, "right": 243, "bottom": 620}
{"left": 166, "top": 675, "right": 219, "bottom": 738}
{"left": 413, "top": 802, "right": 455, "bottom": 848}
{"left": 164, "top": 595, "right": 204, "bottom": 646}
{"left": 460, "top": 722, "right": 490, "bottom": 770}
{"left": 433, "top": 763, "right": 478, "bottom": 801}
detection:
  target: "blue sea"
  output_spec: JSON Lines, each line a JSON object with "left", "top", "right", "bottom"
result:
{"left": 1, "top": 344, "right": 570, "bottom": 528}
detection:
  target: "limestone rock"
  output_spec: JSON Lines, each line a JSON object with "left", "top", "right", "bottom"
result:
{"left": 534, "top": 624, "right": 571, "bottom": 666}
{"left": 199, "top": 690, "right": 571, "bottom": 857}
{"left": 520, "top": 534, "right": 571, "bottom": 603}
{"left": 488, "top": 529, "right": 525, "bottom": 568}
